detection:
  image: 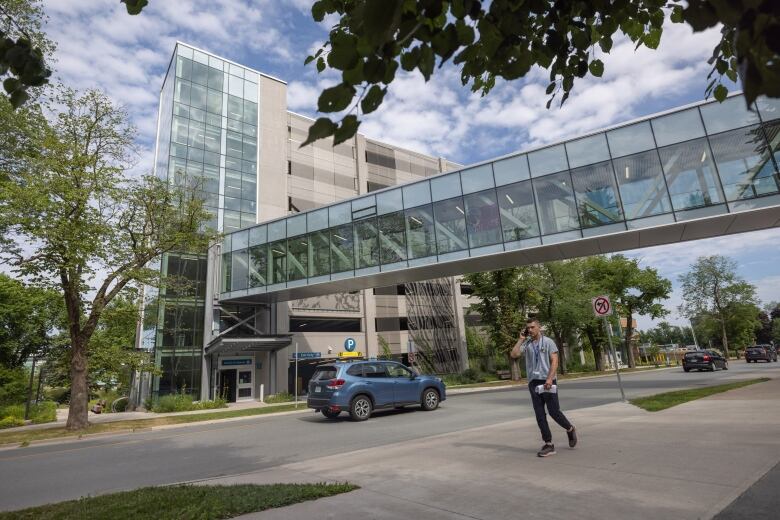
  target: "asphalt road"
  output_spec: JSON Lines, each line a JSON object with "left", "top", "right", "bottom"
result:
{"left": 1, "top": 360, "right": 778, "bottom": 511}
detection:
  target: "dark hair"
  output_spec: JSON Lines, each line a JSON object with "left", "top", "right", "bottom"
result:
{"left": 526, "top": 317, "right": 540, "bottom": 325}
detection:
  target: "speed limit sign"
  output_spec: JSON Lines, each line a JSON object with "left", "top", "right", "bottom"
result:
{"left": 592, "top": 295, "right": 612, "bottom": 317}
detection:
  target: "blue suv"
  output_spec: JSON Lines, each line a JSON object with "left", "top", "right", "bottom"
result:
{"left": 307, "top": 360, "right": 446, "bottom": 421}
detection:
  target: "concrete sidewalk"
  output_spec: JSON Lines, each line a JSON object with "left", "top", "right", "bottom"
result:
{"left": 194, "top": 377, "right": 780, "bottom": 520}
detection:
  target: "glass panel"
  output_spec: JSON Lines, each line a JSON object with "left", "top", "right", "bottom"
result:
{"left": 430, "top": 172, "right": 462, "bottom": 201}
{"left": 700, "top": 96, "right": 759, "bottom": 134}
{"left": 607, "top": 121, "right": 657, "bottom": 158}
{"left": 307, "top": 208, "right": 329, "bottom": 232}
{"left": 191, "top": 61, "right": 209, "bottom": 86}
{"left": 613, "top": 151, "right": 672, "bottom": 220}
{"left": 708, "top": 125, "right": 779, "bottom": 201}
{"left": 405, "top": 205, "right": 436, "bottom": 259}
{"left": 533, "top": 171, "right": 579, "bottom": 234}
{"left": 352, "top": 195, "right": 376, "bottom": 212}
{"left": 757, "top": 96, "right": 780, "bottom": 122}
{"left": 268, "top": 240, "right": 287, "bottom": 284}
{"left": 402, "top": 181, "right": 431, "bottom": 208}
{"left": 566, "top": 133, "right": 610, "bottom": 168}
{"left": 376, "top": 189, "right": 403, "bottom": 215}
{"left": 244, "top": 101, "right": 258, "bottom": 125}
{"left": 329, "top": 202, "right": 351, "bottom": 226}
{"left": 378, "top": 211, "right": 407, "bottom": 264}
{"left": 463, "top": 189, "right": 502, "bottom": 248}
{"left": 651, "top": 107, "right": 706, "bottom": 147}
{"left": 232, "top": 230, "right": 248, "bottom": 250}
{"left": 227, "top": 95, "right": 243, "bottom": 120}
{"left": 309, "top": 230, "right": 331, "bottom": 277}
{"left": 460, "top": 164, "right": 494, "bottom": 194}
{"left": 493, "top": 155, "right": 530, "bottom": 186}
{"left": 221, "top": 252, "right": 231, "bottom": 292}
{"left": 287, "top": 214, "right": 306, "bottom": 237}
{"left": 433, "top": 197, "right": 468, "bottom": 254}
{"left": 354, "top": 218, "right": 380, "bottom": 268}
{"left": 497, "top": 180, "right": 540, "bottom": 240}
{"left": 528, "top": 144, "right": 568, "bottom": 176}
{"left": 174, "top": 79, "right": 191, "bottom": 105}
{"left": 206, "top": 89, "right": 222, "bottom": 115}
{"left": 249, "top": 225, "right": 266, "bottom": 246}
{"left": 570, "top": 161, "right": 624, "bottom": 227}
{"left": 189, "top": 83, "right": 206, "bottom": 110}
{"left": 244, "top": 80, "right": 258, "bottom": 102}
{"left": 764, "top": 121, "right": 780, "bottom": 167}
{"left": 230, "top": 249, "right": 248, "bottom": 291}
{"left": 171, "top": 116, "right": 189, "bottom": 145}
{"left": 330, "top": 224, "right": 354, "bottom": 273}
{"left": 248, "top": 245, "right": 267, "bottom": 287}
{"left": 207, "top": 67, "right": 223, "bottom": 90}
{"left": 268, "top": 220, "right": 286, "bottom": 241}
{"left": 175, "top": 56, "right": 192, "bottom": 80}
{"left": 658, "top": 138, "right": 724, "bottom": 210}
{"left": 287, "top": 235, "right": 308, "bottom": 281}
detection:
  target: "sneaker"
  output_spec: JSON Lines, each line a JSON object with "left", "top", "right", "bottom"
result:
{"left": 537, "top": 444, "right": 556, "bottom": 457}
{"left": 567, "top": 426, "right": 577, "bottom": 448}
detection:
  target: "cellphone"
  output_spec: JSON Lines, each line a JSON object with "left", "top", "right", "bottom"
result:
{"left": 523, "top": 327, "right": 530, "bottom": 336}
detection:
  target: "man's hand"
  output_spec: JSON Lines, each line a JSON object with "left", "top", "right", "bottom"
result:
{"left": 544, "top": 378, "right": 553, "bottom": 390}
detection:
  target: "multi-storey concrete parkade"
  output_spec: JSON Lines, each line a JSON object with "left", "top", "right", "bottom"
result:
{"left": 153, "top": 43, "right": 780, "bottom": 404}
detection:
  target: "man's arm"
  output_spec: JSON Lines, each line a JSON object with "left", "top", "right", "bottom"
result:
{"left": 545, "top": 352, "right": 558, "bottom": 389}
{"left": 510, "top": 336, "right": 525, "bottom": 359}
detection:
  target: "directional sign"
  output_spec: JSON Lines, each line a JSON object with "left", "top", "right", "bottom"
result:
{"left": 592, "top": 295, "right": 612, "bottom": 317}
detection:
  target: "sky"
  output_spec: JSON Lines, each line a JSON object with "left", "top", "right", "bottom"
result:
{"left": 38, "top": 0, "right": 780, "bottom": 330}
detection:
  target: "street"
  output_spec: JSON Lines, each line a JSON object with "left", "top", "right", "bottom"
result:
{"left": 1, "top": 360, "right": 779, "bottom": 512}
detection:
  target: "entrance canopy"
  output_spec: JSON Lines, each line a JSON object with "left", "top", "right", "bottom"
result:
{"left": 219, "top": 94, "right": 780, "bottom": 305}
{"left": 205, "top": 335, "right": 293, "bottom": 356}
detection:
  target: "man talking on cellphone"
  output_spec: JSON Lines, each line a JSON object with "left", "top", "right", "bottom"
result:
{"left": 511, "top": 317, "right": 577, "bottom": 457}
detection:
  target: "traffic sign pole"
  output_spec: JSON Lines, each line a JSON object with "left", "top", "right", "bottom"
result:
{"left": 603, "top": 317, "right": 627, "bottom": 402}
{"left": 294, "top": 342, "right": 299, "bottom": 409}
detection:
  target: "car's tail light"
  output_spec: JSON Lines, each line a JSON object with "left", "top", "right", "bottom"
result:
{"left": 702, "top": 355, "right": 711, "bottom": 361}
{"left": 326, "top": 378, "right": 345, "bottom": 389}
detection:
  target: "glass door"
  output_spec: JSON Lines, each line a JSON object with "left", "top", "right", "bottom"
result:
{"left": 237, "top": 368, "right": 253, "bottom": 400}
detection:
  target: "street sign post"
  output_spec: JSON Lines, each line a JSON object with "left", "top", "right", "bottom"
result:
{"left": 294, "top": 342, "right": 298, "bottom": 409}
{"left": 592, "top": 295, "right": 626, "bottom": 402}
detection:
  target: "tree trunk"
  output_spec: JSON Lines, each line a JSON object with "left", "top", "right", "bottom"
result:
{"left": 554, "top": 332, "right": 567, "bottom": 374}
{"left": 509, "top": 353, "right": 522, "bottom": 381}
{"left": 65, "top": 335, "right": 89, "bottom": 430}
{"left": 720, "top": 318, "right": 730, "bottom": 359}
{"left": 585, "top": 327, "right": 604, "bottom": 371}
{"left": 624, "top": 311, "right": 636, "bottom": 368}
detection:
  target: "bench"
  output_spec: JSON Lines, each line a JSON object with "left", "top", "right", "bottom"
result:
{"left": 496, "top": 370, "right": 512, "bottom": 380}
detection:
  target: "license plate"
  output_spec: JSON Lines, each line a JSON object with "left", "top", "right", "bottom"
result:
{"left": 315, "top": 386, "right": 321, "bottom": 393}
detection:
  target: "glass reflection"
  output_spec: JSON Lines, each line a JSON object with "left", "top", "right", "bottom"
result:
{"left": 330, "top": 224, "right": 354, "bottom": 273}
{"left": 570, "top": 161, "right": 624, "bottom": 227}
{"left": 708, "top": 125, "right": 779, "bottom": 200}
{"left": 493, "top": 155, "right": 530, "bottom": 186}
{"left": 528, "top": 144, "right": 568, "bottom": 176}
{"left": 565, "top": 134, "right": 610, "bottom": 169}
{"left": 269, "top": 240, "right": 287, "bottom": 284}
{"left": 230, "top": 249, "right": 248, "bottom": 291}
{"left": 433, "top": 197, "right": 468, "bottom": 254}
{"left": 378, "top": 212, "right": 407, "bottom": 264}
{"left": 309, "top": 230, "right": 330, "bottom": 277}
{"left": 497, "top": 181, "right": 539, "bottom": 240}
{"left": 533, "top": 171, "right": 579, "bottom": 234}
{"left": 248, "top": 245, "right": 267, "bottom": 287}
{"left": 287, "top": 236, "right": 308, "bottom": 281}
{"left": 354, "top": 218, "right": 380, "bottom": 268}
{"left": 651, "top": 108, "right": 706, "bottom": 147}
{"left": 613, "top": 151, "right": 672, "bottom": 220}
{"left": 699, "top": 96, "right": 760, "bottom": 134}
{"left": 607, "top": 121, "right": 656, "bottom": 158}
{"left": 464, "top": 189, "right": 502, "bottom": 248}
{"left": 406, "top": 205, "right": 436, "bottom": 259}
{"left": 658, "top": 138, "right": 724, "bottom": 210}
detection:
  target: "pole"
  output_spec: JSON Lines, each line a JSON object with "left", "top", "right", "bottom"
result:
{"left": 294, "top": 342, "right": 299, "bottom": 409}
{"left": 690, "top": 322, "right": 699, "bottom": 349}
{"left": 24, "top": 355, "right": 37, "bottom": 420}
{"left": 604, "top": 318, "right": 627, "bottom": 402}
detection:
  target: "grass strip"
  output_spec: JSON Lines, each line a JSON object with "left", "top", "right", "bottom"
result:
{"left": 630, "top": 378, "right": 770, "bottom": 412}
{"left": 0, "top": 403, "right": 304, "bottom": 446}
{"left": 448, "top": 365, "right": 672, "bottom": 389}
{"left": 0, "top": 483, "right": 358, "bottom": 520}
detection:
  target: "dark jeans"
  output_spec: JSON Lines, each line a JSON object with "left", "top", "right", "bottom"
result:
{"left": 528, "top": 379, "right": 573, "bottom": 443}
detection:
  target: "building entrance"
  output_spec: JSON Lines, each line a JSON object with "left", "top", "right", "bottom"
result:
{"left": 219, "top": 369, "right": 237, "bottom": 403}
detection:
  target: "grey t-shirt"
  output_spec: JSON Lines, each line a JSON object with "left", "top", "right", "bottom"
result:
{"left": 523, "top": 335, "right": 559, "bottom": 380}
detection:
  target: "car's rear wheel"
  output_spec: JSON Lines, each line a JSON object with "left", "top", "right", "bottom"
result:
{"left": 321, "top": 409, "right": 340, "bottom": 419}
{"left": 349, "top": 395, "right": 372, "bottom": 421}
{"left": 710, "top": 362, "right": 717, "bottom": 372}
{"left": 683, "top": 367, "right": 690, "bottom": 372}
{"left": 421, "top": 388, "right": 440, "bottom": 411}
{"left": 723, "top": 361, "right": 729, "bottom": 370}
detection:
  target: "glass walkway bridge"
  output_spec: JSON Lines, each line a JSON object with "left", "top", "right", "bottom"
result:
{"left": 219, "top": 94, "right": 780, "bottom": 304}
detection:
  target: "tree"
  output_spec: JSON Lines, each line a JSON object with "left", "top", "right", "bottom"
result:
{"left": 0, "top": 90, "right": 217, "bottom": 429}
{"left": 0, "top": 273, "right": 62, "bottom": 369}
{"left": 114, "top": 1, "right": 780, "bottom": 145}
{"left": 462, "top": 267, "right": 537, "bottom": 380}
{"left": 679, "top": 255, "right": 758, "bottom": 359}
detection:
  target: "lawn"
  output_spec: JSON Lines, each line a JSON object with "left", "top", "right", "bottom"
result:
{"left": 630, "top": 378, "right": 770, "bottom": 412}
{"left": 0, "top": 483, "right": 358, "bottom": 519}
{"left": 0, "top": 403, "right": 304, "bottom": 446}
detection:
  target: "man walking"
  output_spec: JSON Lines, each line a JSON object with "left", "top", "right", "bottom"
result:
{"left": 511, "top": 317, "right": 577, "bottom": 457}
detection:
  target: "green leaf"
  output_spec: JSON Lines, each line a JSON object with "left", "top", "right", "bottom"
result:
{"left": 3, "top": 77, "right": 21, "bottom": 94}
{"left": 670, "top": 6, "right": 684, "bottom": 24}
{"left": 328, "top": 43, "right": 359, "bottom": 70}
{"left": 599, "top": 35, "right": 613, "bottom": 53}
{"left": 301, "top": 117, "right": 337, "bottom": 148}
{"left": 316, "top": 56, "right": 326, "bottom": 73}
{"left": 311, "top": 0, "right": 332, "bottom": 22}
{"left": 333, "top": 115, "right": 360, "bottom": 145}
{"left": 361, "top": 85, "right": 386, "bottom": 114}
{"left": 713, "top": 84, "right": 728, "bottom": 103}
{"left": 643, "top": 27, "right": 662, "bottom": 50}
{"left": 362, "top": 0, "right": 404, "bottom": 46}
{"left": 715, "top": 58, "right": 728, "bottom": 75}
{"left": 545, "top": 81, "right": 556, "bottom": 95}
{"left": 317, "top": 83, "right": 356, "bottom": 113}
{"left": 9, "top": 88, "right": 29, "bottom": 108}
{"left": 588, "top": 59, "right": 604, "bottom": 77}
{"left": 121, "top": 0, "right": 148, "bottom": 15}
{"left": 400, "top": 47, "right": 420, "bottom": 71}
{"left": 418, "top": 44, "right": 435, "bottom": 80}
{"left": 342, "top": 60, "right": 364, "bottom": 85}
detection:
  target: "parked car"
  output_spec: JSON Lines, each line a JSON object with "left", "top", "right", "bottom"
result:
{"left": 745, "top": 345, "right": 778, "bottom": 363}
{"left": 307, "top": 360, "right": 446, "bottom": 421}
{"left": 683, "top": 350, "right": 729, "bottom": 372}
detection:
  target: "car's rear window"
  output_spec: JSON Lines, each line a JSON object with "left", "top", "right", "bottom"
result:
{"left": 311, "top": 366, "right": 337, "bottom": 381}
{"left": 684, "top": 352, "right": 701, "bottom": 358}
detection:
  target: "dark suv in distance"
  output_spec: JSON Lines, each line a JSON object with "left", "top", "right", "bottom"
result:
{"left": 683, "top": 350, "right": 728, "bottom": 372}
{"left": 745, "top": 345, "right": 778, "bottom": 363}
{"left": 307, "top": 360, "right": 446, "bottom": 421}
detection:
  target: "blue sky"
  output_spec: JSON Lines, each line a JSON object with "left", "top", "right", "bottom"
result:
{"left": 40, "top": 0, "right": 780, "bottom": 330}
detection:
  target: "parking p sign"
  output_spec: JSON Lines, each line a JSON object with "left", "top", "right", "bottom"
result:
{"left": 592, "top": 295, "right": 612, "bottom": 317}
{"left": 344, "top": 337, "right": 356, "bottom": 352}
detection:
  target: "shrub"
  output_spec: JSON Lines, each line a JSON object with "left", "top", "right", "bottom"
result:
{"left": 0, "top": 401, "right": 57, "bottom": 424}
{"left": 149, "top": 392, "right": 228, "bottom": 413}
{"left": 0, "top": 416, "right": 25, "bottom": 429}
{"left": 265, "top": 392, "right": 295, "bottom": 404}
{"left": 0, "top": 367, "right": 28, "bottom": 407}
{"left": 45, "top": 386, "right": 70, "bottom": 404}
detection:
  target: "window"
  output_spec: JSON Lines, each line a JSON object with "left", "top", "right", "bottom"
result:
{"left": 565, "top": 134, "right": 610, "bottom": 169}
{"left": 497, "top": 181, "right": 539, "bottom": 241}
{"left": 374, "top": 285, "right": 406, "bottom": 296}
{"left": 230, "top": 249, "right": 248, "bottom": 291}
{"left": 311, "top": 366, "right": 337, "bottom": 381}
{"left": 287, "top": 236, "right": 308, "bottom": 281}
{"left": 405, "top": 205, "right": 436, "bottom": 259}
{"left": 657, "top": 138, "right": 724, "bottom": 210}
{"left": 570, "top": 161, "right": 624, "bottom": 227}
{"left": 289, "top": 318, "right": 361, "bottom": 332}
{"left": 375, "top": 317, "right": 409, "bottom": 331}
{"left": 386, "top": 363, "right": 412, "bottom": 378}
{"left": 287, "top": 160, "right": 291, "bottom": 175}
{"left": 346, "top": 365, "right": 364, "bottom": 376}
{"left": 248, "top": 245, "right": 267, "bottom": 287}
{"left": 330, "top": 224, "right": 354, "bottom": 273}
{"left": 433, "top": 197, "right": 468, "bottom": 254}
{"left": 378, "top": 211, "right": 407, "bottom": 264}
{"left": 707, "top": 125, "right": 779, "bottom": 201}
{"left": 613, "top": 151, "right": 672, "bottom": 220}
{"left": 533, "top": 171, "right": 579, "bottom": 234}
{"left": 354, "top": 218, "right": 380, "bottom": 268}
{"left": 464, "top": 189, "right": 502, "bottom": 248}
{"left": 528, "top": 144, "right": 568, "bottom": 176}
{"left": 651, "top": 107, "right": 706, "bottom": 147}
{"left": 362, "top": 363, "right": 389, "bottom": 378}
{"left": 269, "top": 240, "right": 287, "bottom": 284}
{"left": 309, "top": 230, "right": 331, "bottom": 277}
{"left": 238, "top": 370, "right": 251, "bottom": 384}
